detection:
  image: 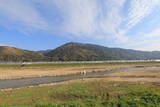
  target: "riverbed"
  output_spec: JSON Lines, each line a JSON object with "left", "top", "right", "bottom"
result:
{"left": 0, "top": 66, "right": 157, "bottom": 89}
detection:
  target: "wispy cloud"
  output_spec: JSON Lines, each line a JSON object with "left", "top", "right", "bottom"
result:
{"left": 0, "top": 0, "right": 160, "bottom": 50}
{"left": 117, "top": 0, "right": 160, "bottom": 43}
{"left": 97, "top": 0, "right": 127, "bottom": 41}
{"left": 119, "top": 27, "right": 160, "bottom": 51}
{"left": 0, "top": 0, "right": 49, "bottom": 33}
{"left": 0, "top": 0, "right": 126, "bottom": 39}
{"left": 126, "top": 0, "right": 160, "bottom": 29}
{"left": 50, "top": 0, "right": 127, "bottom": 41}
{"left": 53, "top": 0, "right": 98, "bottom": 36}
{"left": 145, "top": 28, "right": 160, "bottom": 37}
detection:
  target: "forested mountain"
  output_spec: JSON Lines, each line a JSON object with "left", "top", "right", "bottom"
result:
{"left": 1, "top": 42, "right": 160, "bottom": 62}
{"left": 44, "top": 42, "right": 160, "bottom": 61}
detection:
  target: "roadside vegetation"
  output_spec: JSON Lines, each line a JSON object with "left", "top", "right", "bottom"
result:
{"left": 0, "top": 80, "right": 160, "bottom": 107}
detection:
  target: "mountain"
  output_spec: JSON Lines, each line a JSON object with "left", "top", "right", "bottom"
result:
{"left": 1, "top": 42, "right": 160, "bottom": 62}
{"left": 44, "top": 42, "right": 160, "bottom": 61}
{"left": 0, "top": 46, "right": 46, "bottom": 62}
{"left": 38, "top": 49, "right": 52, "bottom": 54}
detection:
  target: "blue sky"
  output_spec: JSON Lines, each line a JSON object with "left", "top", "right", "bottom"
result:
{"left": 0, "top": 0, "right": 160, "bottom": 51}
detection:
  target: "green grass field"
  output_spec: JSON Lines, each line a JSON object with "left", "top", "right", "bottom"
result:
{"left": 0, "top": 80, "right": 160, "bottom": 107}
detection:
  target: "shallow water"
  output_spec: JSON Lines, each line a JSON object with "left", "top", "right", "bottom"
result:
{"left": 0, "top": 66, "right": 158, "bottom": 89}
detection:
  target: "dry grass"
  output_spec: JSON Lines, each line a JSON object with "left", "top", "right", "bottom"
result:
{"left": 10, "top": 67, "right": 160, "bottom": 90}
{"left": 0, "top": 65, "right": 132, "bottom": 80}
{"left": 0, "top": 62, "right": 160, "bottom": 81}
{"left": 96, "top": 67, "right": 160, "bottom": 83}
{"left": 1, "top": 65, "right": 160, "bottom": 92}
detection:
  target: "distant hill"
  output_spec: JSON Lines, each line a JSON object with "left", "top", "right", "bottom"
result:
{"left": 38, "top": 49, "right": 52, "bottom": 54}
{"left": 1, "top": 42, "right": 160, "bottom": 62}
{"left": 44, "top": 42, "right": 160, "bottom": 61}
{"left": 0, "top": 46, "right": 46, "bottom": 62}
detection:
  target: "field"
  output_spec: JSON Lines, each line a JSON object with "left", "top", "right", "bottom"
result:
{"left": 0, "top": 80, "right": 160, "bottom": 107}
{"left": 0, "top": 61, "right": 160, "bottom": 80}
{"left": 0, "top": 62, "right": 160, "bottom": 107}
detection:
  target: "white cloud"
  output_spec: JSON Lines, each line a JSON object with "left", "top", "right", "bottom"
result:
{"left": 136, "top": 40, "right": 160, "bottom": 51}
{"left": 0, "top": 0, "right": 159, "bottom": 46}
{"left": 51, "top": 0, "right": 127, "bottom": 42}
{"left": 139, "top": 28, "right": 160, "bottom": 51}
{"left": 145, "top": 28, "right": 160, "bottom": 37}
{"left": 138, "top": 46, "right": 160, "bottom": 51}
{"left": 98, "top": 0, "right": 125, "bottom": 33}
{"left": 0, "top": 0, "right": 127, "bottom": 40}
{"left": 0, "top": 0, "right": 49, "bottom": 32}
{"left": 127, "top": 0, "right": 160, "bottom": 29}
{"left": 115, "top": 0, "right": 160, "bottom": 44}
{"left": 97, "top": 0, "right": 127, "bottom": 41}
{"left": 119, "top": 27, "right": 160, "bottom": 51}
{"left": 54, "top": 0, "right": 98, "bottom": 36}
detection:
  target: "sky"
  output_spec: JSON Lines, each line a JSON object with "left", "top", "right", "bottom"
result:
{"left": 0, "top": 0, "right": 160, "bottom": 51}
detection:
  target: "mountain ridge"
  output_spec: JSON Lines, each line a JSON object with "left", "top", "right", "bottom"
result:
{"left": 1, "top": 42, "right": 160, "bottom": 62}
{"left": 0, "top": 46, "right": 46, "bottom": 62}
{"left": 44, "top": 42, "right": 160, "bottom": 61}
